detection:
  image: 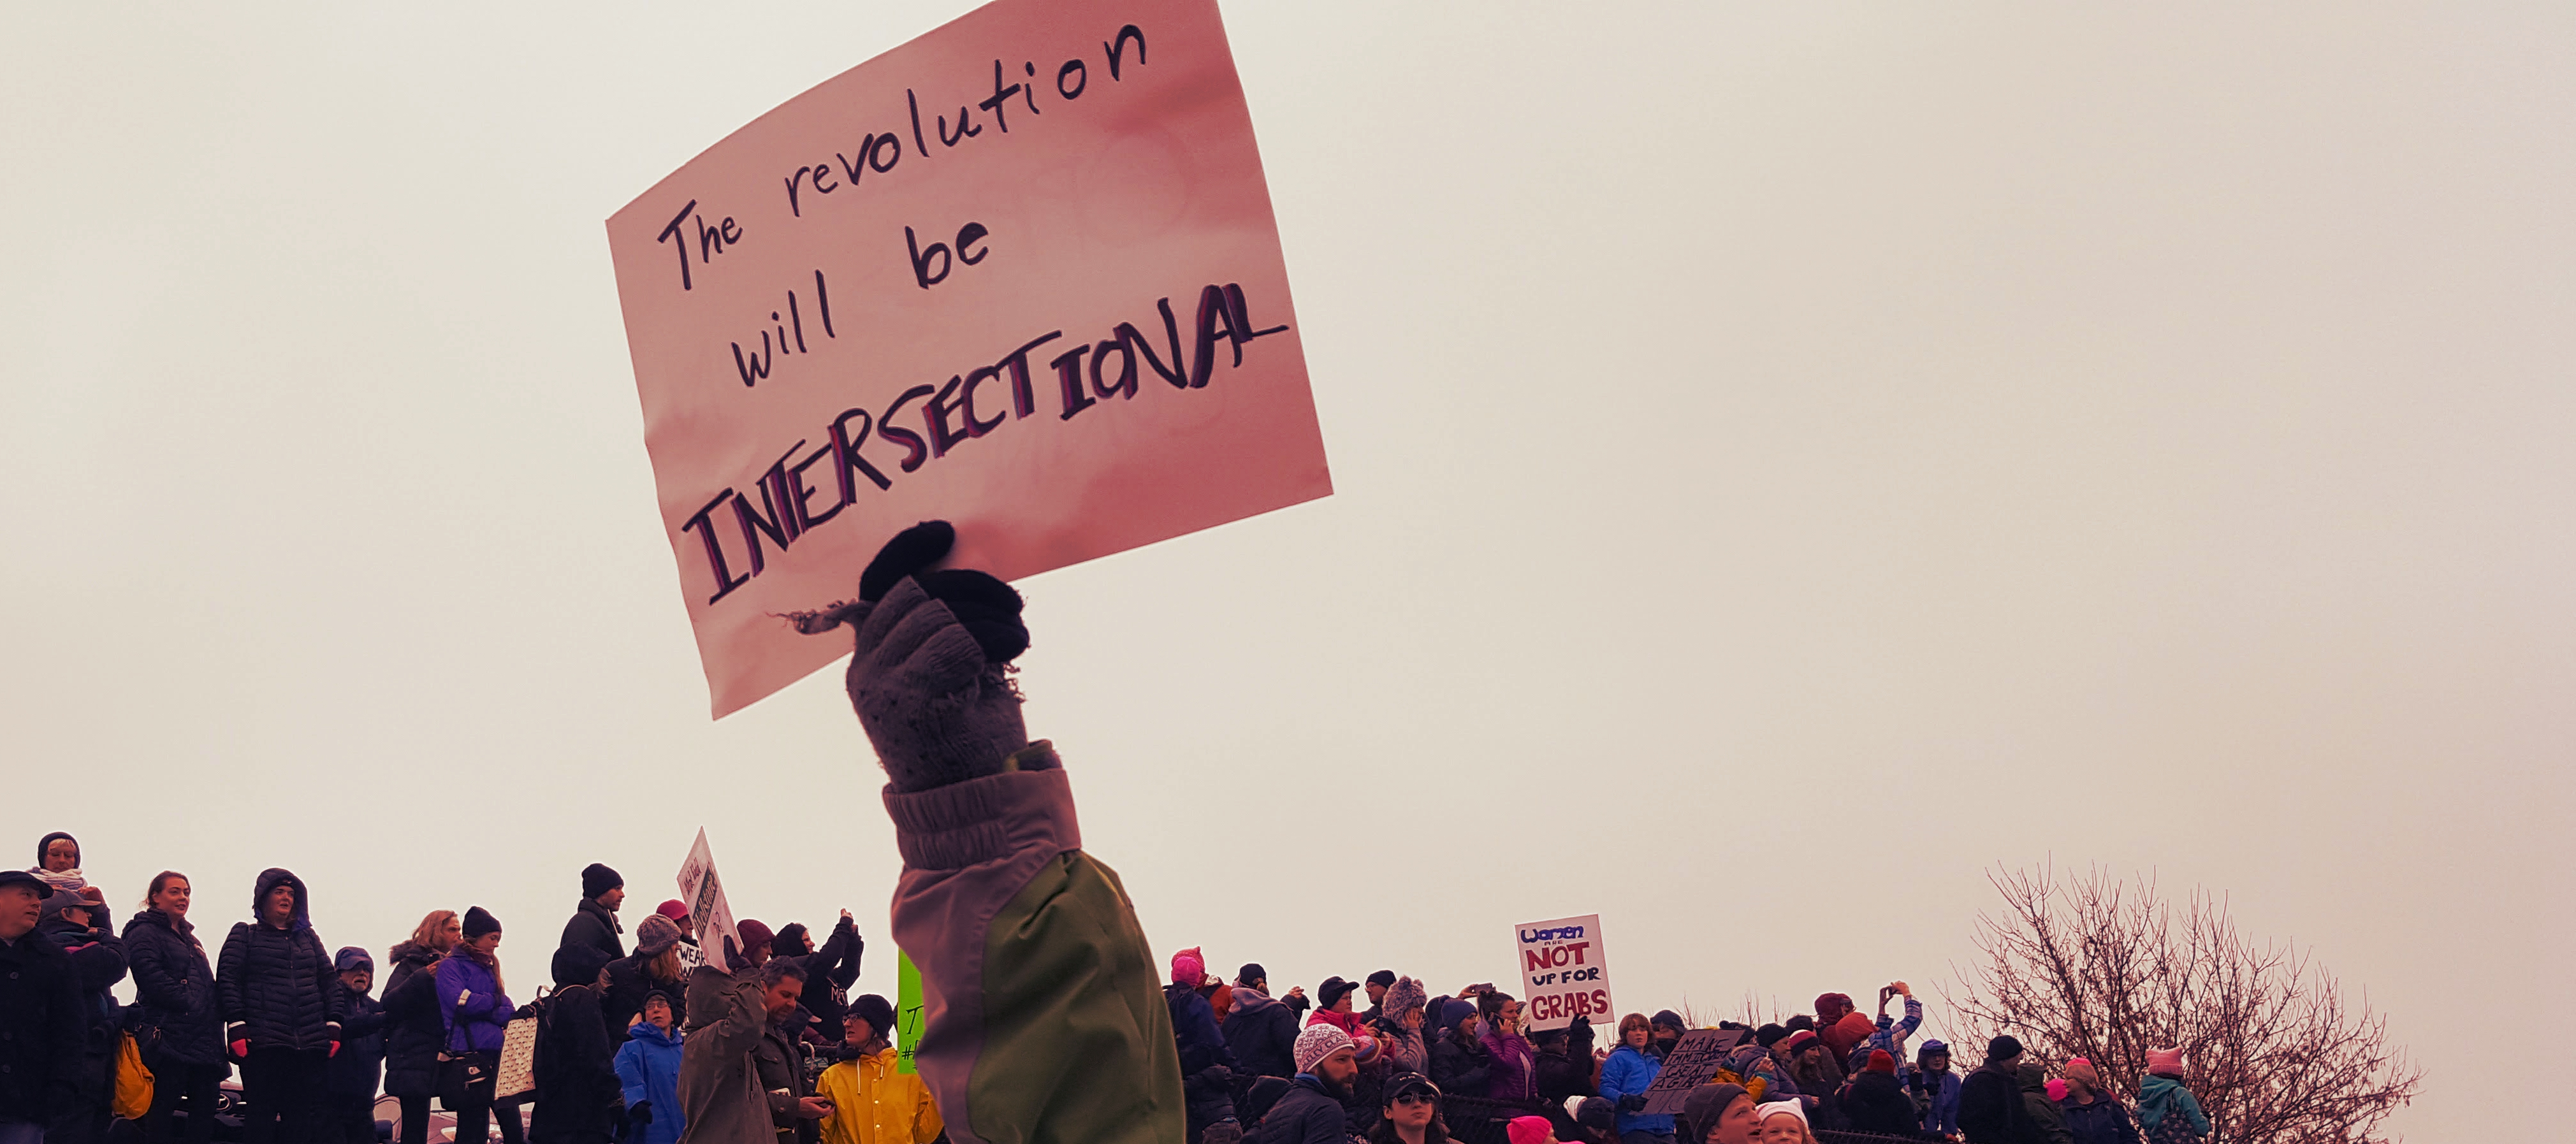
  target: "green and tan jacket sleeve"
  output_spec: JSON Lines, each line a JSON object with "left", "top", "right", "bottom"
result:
{"left": 884, "top": 744, "right": 1184, "bottom": 1144}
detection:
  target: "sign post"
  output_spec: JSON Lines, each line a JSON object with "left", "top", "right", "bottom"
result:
{"left": 1515, "top": 914, "right": 1613, "bottom": 1032}
{"left": 675, "top": 829, "right": 743, "bottom": 968}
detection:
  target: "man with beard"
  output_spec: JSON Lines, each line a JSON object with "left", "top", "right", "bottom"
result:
{"left": 1256, "top": 1025, "right": 1360, "bottom": 1144}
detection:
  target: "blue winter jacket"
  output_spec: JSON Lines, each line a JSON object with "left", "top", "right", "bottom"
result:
{"left": 434, "top": 956, "right": 513, "bottom": 1053}
{"left": 1858, "top": 997, "right": 1922, "bottom": 1073}
{"left": 1597, "top": 1044, "right": 1672, "bottom": 1136}
{"left": 614, "top": 1023, "right": 686, "bottom": 1144}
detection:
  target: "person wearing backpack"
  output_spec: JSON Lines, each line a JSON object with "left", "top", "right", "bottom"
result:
{"left": 2134, "top": 1051, "right": 2208, "bottom": 1144}
{"left": 532, "top": 946, "right": 625, "bottom": 1144}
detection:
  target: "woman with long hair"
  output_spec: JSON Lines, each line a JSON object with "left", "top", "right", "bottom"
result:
{"left": 125, "top": 872, "right": 227, "bottom": 1144}
{"left": 435, "top": 908, "right": 519, "bottom": 1144}
{"left": 602, "top": 915, "right": 690, "bottom": 1043}
{"left": 1477, "top": 991, "right": 1536, "bottom": 1102}
{"left": 1427, "top": 1000, "right": 1492, "bottom": 1100}
{"left": 381, "top": 911, "right": 460, "bottom": 1144}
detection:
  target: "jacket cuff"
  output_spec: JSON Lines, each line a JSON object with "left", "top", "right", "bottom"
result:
{"left": 882, "top": 742, "right": 1080, "bottom": 871}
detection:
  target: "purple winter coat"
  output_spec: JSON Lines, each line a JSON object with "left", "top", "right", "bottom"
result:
{"left": 1480, "top": 1027, "right": 1537, "bottom": 1101}
{"left": 434, "top": 955, "right": 514, "bottom": 1053}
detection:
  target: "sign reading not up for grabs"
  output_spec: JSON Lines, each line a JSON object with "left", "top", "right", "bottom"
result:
{"left": 1515, "top": 913, "right": 1614, "bottom": 1032}
{"left": 607, "top": 0, "right": 1332, "bottom": 718}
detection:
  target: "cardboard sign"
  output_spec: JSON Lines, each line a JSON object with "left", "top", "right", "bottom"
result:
{"left": 606, "top": 0, "right": 1330, "bottom": 717}
{"left": 1641, "top": 1028, "right": 1749, "bottom": 1115}
{"left": 896, "top": 950, "right": 924, "bottom": 1075}
{"left": 675, "top": 829, "right": 744, "bottom": 966}
{"left": 1515, "top": 914, "right": 1613, "bottom": 1032}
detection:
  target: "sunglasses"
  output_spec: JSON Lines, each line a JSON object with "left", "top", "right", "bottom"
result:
{"left": 1392, "top": 1092, "right": 1437, "bottom": 1107}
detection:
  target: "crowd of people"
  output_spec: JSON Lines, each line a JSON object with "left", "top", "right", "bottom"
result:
{"left": 1160, "top": 962, "right": 2209, "bottom": 1144}
{"left": 0, "top": 828, "right": 2213, "bottom": 1144}
{"left": 0, "top": 830, "right": 2215, "bottom": 1144}
{"left": 0, "top": 836, "right": 934, "bottom": 1144}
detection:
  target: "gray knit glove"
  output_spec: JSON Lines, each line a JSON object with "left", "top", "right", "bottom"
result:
{"left": 794, "top": 521, "right": 1029, "bottom": 793}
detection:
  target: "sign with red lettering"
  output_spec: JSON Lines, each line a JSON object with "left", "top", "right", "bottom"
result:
{"left": 606, "top": 0, "right": 1331, "bottom": 716}
{"left": 1515, "top": 913, "right": 1613, "bottom": 1032}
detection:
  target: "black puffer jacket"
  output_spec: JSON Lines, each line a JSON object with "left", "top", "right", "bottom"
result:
{"left": 124, "top": 909, "right": 227, "bottom": 1068}
{"left": 1430, "top": 1031, "right": 1493, "bottom": 1099}
{"left": 559, "top": 899, "right": 625, "bottom": 965}
{"left": 381, "top": 942, "right": 446, "bottom": 1099}
{"left": 529, "top": 984, "right": 623, "bottom": 1144}
{"left": 217, "top": 869, "right": 346, "bottom": 1052}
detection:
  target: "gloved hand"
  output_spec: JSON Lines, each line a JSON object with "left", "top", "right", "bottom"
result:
{"left": 1618, "top": 1094, "right": 1647, "bottom": 1113}
{"left": 629, "top": 1102, "right": 652, "bottom": 1127}
{"left": 328, "top": 1041, "right": 340, "bottom": 1058}
{"left": 792, "top": 521, "right": 1031, "bottom": 792}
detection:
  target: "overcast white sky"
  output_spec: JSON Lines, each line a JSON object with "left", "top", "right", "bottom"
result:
{"left": 5, "top": 3, "right": 2569, "bottom": 1140}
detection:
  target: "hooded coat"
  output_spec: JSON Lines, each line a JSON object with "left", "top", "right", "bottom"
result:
{"left": 1225, "top": 985, "right": 1301, "bottom": 1083}
{"left": 0, "top": 922, "right": 85, "bottom": 1123}
{"left": 326, "top": 978, "right": 388, "bottom": 1103}
{"left": 771, "top": 916, "right": 862, "bottom": 1034}
{"left": 217, "top": 869, "right": 347, "bottom": 1052}
{"left": 124, "top": 908, "right": 227, "bottom": 1068}
{"left": 2135, "top": 1076, "right": 2209, "bottom": 1141}
{"left": 617, "top": 1022, "right": 688, "bottom": 1144}
{"left": 1250, "top": 1075, "right": 1347, "bottom": 1144}
{"left": 677, "top": 966, "right": 778, "bottom": 1144}
{"left": 1167, "top": 983, "right": 1240, "bottom": 1128}
{"left": 381, "top": 941, "right": 447, "bottom": 1097}
{"left": 2021, "top": 1062, "right": 2074, "bottom": 1144}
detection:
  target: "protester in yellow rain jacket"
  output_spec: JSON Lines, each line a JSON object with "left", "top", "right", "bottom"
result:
{"left": 815, "top": 997, "right": 939, "bottom": 1144}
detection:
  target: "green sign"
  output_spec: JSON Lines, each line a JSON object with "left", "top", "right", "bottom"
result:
{"left": 896, "top": 950, "right": 924, "bottom": 1075}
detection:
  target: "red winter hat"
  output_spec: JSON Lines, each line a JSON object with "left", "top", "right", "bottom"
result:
{"left": 1780, "top": 1030, "right": 1820, "bottom": 1055}
{"left": 1866, "top": 1049, "right": 1897, "bottom": 1075}
{"left": 1815, "top": 993, "right": 1855, "bottom": 1022}
{"left": 656, "top": 899, "right": 690, "bottom": 923}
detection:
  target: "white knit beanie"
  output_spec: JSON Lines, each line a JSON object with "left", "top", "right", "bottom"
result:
{"left": 1294, "top": 1023, "right": 1356, "bottom": 1074}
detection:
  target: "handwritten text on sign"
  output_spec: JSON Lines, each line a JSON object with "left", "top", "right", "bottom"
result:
{"left": 607, "top": 0, "right": 1331, "bottom": 717}
{"left": 1516, "top": 913, "right": 1613, "bottom": 1032}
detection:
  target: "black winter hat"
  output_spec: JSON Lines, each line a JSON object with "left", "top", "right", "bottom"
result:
{"left": 463, "top": 906, "right": 502, "bottom": 938}
{"left": 1987, "top": 1034, "right": 2024, "bottom": 1062}
{"left": 34, "top": 832, "right": 77, "bottom": 869}
{"left": 582, "top": 863, "right": 623, "bottom": 899}
{"left": 1755, "top": 1024, "right": 1789, "bottom": 1048}
{"left": 1238, "top": 962, "right": 1268, "bottom": 988}
{"left": 848, "top": 994, "right": 897, "bottom": 1037}
{"left": 1318, "top": 976, "right": 1359, "bottom": 1011}
{"left": 1651, "top": 1010, "right": 1687, "bottom": 1033}
{"left": 1366, "top": 969, "right": 1397, "bottom": 989}
{"left": 0, "top": 870, "right": 55, "bottom": 900}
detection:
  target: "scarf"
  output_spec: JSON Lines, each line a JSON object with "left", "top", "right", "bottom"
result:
{"left": 32, "top": 867, "right": 85, "bottom": 893}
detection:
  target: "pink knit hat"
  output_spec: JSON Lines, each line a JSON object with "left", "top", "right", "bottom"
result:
{"left": 2148, "top": 1047, "right": 2186, "bottom": 1076}
{"left": 1505, "top": 1117, "right": 1555, "bottom": 1144}
{"left": 1172, "top": 946, "right": 1206, "bottom": 987}
{"left": 2044, "top": 1078, "right": 2069, "bottom": 1101}
{"left": 2063, "top": 1058, "right": 2101, "bottom": 1089}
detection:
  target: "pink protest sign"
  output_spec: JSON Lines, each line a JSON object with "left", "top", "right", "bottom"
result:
{"left": 608, "top": 0, "right": 1329, "bottom": 717}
